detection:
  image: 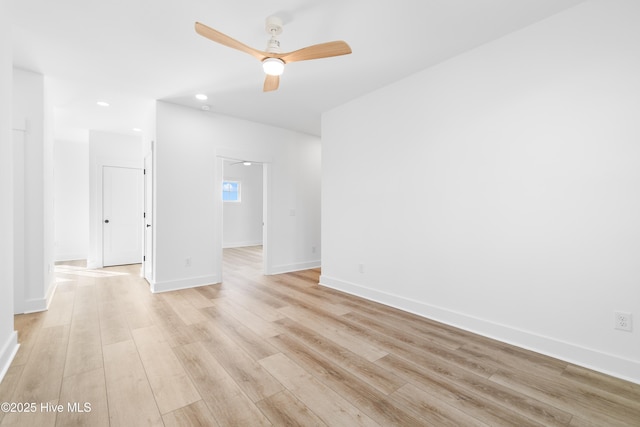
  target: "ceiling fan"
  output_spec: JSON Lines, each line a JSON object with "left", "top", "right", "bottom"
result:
{"left": 195, "top": 16, "right": 352, "bottom": 92}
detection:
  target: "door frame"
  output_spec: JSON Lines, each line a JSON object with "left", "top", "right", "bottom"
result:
{"left": 12, "top": 128, "right": 25, "bottom": 314}
{"left": 89, "top": 157, "right": 142, "bottom": 269}
{"left": 143, "top": 149, "right": 154, "bottom": 282}
{"left": 214, "top": 149, "right": 273, "bottom": 279}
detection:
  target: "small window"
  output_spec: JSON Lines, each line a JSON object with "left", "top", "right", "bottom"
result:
{"left": 222, "top": 180, "right": 241, "bottom": 202}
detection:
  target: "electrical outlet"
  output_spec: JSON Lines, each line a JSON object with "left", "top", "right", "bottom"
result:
{"left": 358, "top": 263, "right": 365, "bottom": 274}
{"left": 311, "top": 246, "right": 316, "bottom": 254}
{"left": 614, "top": 312, "right": 632, "bottom": 332}
{"left": 185, "top": 257, "right": 191, "bottom": 267}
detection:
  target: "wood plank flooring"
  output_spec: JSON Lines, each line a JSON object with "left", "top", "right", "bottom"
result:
{"left": 1, "top": 246, "right": 639, "bottom": 426}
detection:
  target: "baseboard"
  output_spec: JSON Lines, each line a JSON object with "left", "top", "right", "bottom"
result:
{"left": 319, "top": 274, "right": 640, "bottom": 385}
{"left": 0, "top": 331, "right": 19, "bottom": 384}
{"left": 86, "top": 260, "right": 102, "bottom": 270}
{"left": 22, "top": 298, "right": 47, "bottom": 314}
{"left": 151, "top": 273, "right": 221, "bottom": 293}
{"left": 54, "top": 253, "right": 88, "bottom": 262}
{"left": 44, "top": 280, "right": 57, "bottom": 310}
{"left": 21, "top": 281, "right": 56, "bottom": 314}
{"left": 268, "top": 260, "right": 321, "bottom": 275}
{"left": 223, "top": 241, "right": 263, "bottom": 249}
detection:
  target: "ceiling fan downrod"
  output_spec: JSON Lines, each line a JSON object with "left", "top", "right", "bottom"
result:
{"left": 265, "top": 16, "right": 283, "bottom": 54}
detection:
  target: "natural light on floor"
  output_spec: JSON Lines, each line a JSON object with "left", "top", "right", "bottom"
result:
{"left": 54, "top": 264, "right": 130, "bottom": 278}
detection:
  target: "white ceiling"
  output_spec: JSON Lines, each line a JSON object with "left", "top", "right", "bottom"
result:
{"left": 11, "top": 0, "right": 585, "bottom": 139}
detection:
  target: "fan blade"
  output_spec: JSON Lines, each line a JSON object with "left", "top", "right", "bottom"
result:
{"left": 279, "top": 41, "right": 352, "bottom": 63}
{"left": 263, "top": 75, "right": 280, "bottom": 92}
{"left": 195, "top": 22, "right": 268, "bottom": 61}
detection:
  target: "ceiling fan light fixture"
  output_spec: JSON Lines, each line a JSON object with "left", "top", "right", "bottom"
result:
{"left": 195, "top": 21, "right": 352, "bottom": 92}
{"left": 262, "top": 58, "right": 285, "bottom": 76}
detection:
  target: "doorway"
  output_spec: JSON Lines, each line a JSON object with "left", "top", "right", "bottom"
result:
{"left": 221, "top": 159, "right": 264, "bottom": 275}
{"left": 102, "top": 166, "right": 143, "bottom": 266}
{"left": 215, "top": 153, "right": 271, "bottom": 280}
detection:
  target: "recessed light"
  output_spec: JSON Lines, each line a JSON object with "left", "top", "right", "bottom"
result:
{"left": 195, "top": 94, "right": 208, "bottom": 101}
{"left": 132, "top": 128, "right": 142, "bottom": 132}
{"left": 243, "top": 161, "right": 252, "bottom": 166}
{"left": 96, "top": 101, "right": 110, "bottom": 107}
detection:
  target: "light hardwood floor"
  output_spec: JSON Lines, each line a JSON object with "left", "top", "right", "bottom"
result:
{"left": 1, "top": 246, "right": 639, "bottom": 426}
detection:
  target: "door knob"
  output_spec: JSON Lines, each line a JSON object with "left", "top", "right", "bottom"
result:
{"left": 104, "top": 219, "right": 109, "bottom": 223}
{"left": 146, "top": 224, "right": 151, "bottom": 228}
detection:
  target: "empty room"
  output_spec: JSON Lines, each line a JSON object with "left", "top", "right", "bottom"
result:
{"left": 1, "top": 0, "right": 639, "bottom": 425}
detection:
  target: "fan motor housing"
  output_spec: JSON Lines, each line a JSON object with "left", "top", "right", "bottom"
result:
{"left": 266, "top": 38, "right": 281, "bottom": 52}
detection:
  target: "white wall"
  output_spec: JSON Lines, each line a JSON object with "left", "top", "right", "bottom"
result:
{"left": 0, "top": 0, "right": 19, "bottom": 383}
{"left": 153, "top": 101, "right": 321, "bottom": 292}
{"left": 54, "top": 140, "right": 89, "bottom": 261}
{"left": 13, "top": 68, "right": 55, "bottom": 314}
{"left": 321, "top": 0, "right": 640, "bottom": 384}
{"left": 223, "top": 160, "right": 263, "bottom": 248}
{"left": 88, "top": 131, "right": 142, "bottom": 268}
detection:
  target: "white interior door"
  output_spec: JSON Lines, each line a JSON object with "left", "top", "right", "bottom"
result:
{"left": 143, "top": 153, "right": 153, "bottom": 281}
{"left": 103, "top": 166, "right": 143, "bottom": 266}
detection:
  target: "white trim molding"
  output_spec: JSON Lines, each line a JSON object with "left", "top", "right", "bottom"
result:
{"left": 20, "top": 280, "right": 57, "bottom": 314}
{"left": 0, "top": 331, "right": 19, "bottom": 384}
{"left": 268, "top": 260, "right": 321, "bottom": 276}
{"left": 150, "top": 273, "right": 221, "bottom": 293}
{"left": 222, "top": 241, "right": 263, "bottom": 249}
